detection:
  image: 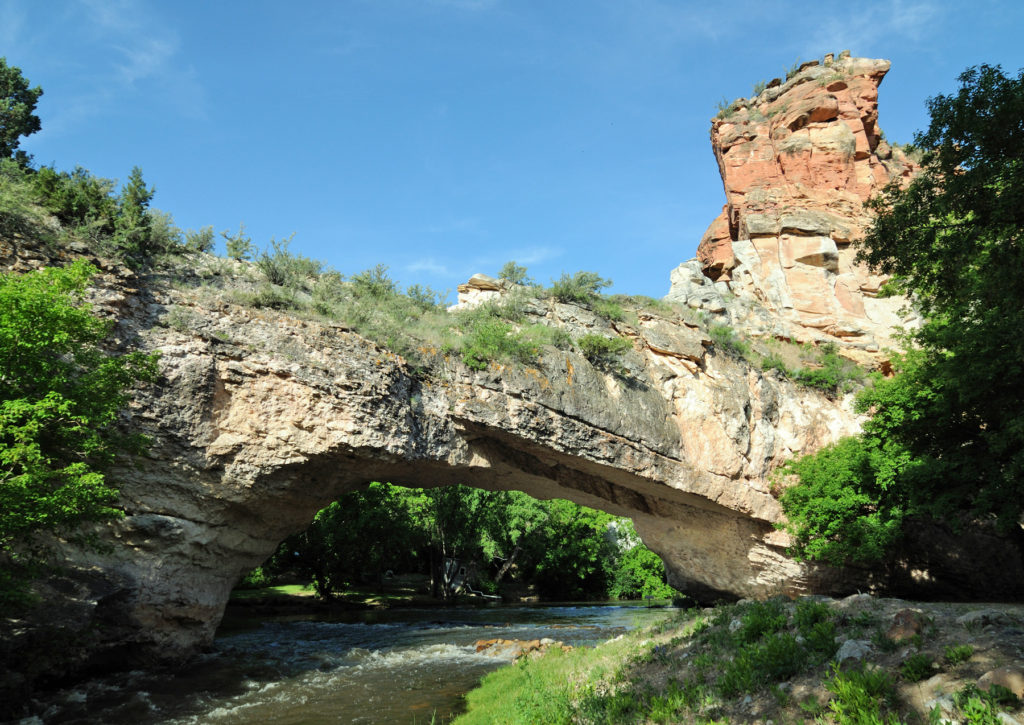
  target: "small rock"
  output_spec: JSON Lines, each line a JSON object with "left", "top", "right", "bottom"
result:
{"left": 834, "top": 639, "right": 872, "bottom": 664}
{"left": 978, "top": 667, "right": 1024, "bottom": 699}
{"left": 924, "top": 695, "right": 956, "bottom": 721}
{"left": 887, "top": 608, "right": 925, "bottom": 642}
{"left": 838, "top": 593, "right": 873, "bottom": 609}
{"left": 957, "top": 609, "right": 1013, "bottom": 629}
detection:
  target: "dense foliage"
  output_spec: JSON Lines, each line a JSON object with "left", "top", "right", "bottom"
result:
{"left": 262, "top": 482, "right": 679, "bottom": 602}
{"left": 780, "top": 64, "right": 1024, "bottom": 563}
{"left": 0, "top": 57, "right": 42, "bottom": 164}
{"left": 0, "top": 262, "right": 159, "bottom": 602}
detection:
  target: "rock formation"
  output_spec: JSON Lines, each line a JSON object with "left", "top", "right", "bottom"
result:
{"left": 4, "top": 55, "right": 1022, "bottom": 705}
{"left": 2, "top": 235, "right": 873, "bottom": 678}
{"left": 667, "top": 52, "right": 920, "bottom": 362}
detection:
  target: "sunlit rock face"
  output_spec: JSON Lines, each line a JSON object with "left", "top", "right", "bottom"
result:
{"left": 668, "top": 53, "right": 921, "bottom": 366}
{"left": 10, "top": 55, "right": 1017, "bottom": 678}
{"left": 0, "top": 240, "right": 865, "bottom": 664}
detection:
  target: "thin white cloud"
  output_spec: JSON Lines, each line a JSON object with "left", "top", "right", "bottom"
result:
{"left": 406, "top": 258, "right": 451, "bottom": 275}
{"left": 45, "top": 0, "right": 207, "bottom": 129}
{"left": 507, "top": 246, "right": 561, "bottom": 266}
{"left": 112, "top": 36, "right": 177, "bottom": 86}
{"left": 802, "top": 0, "right": 942, "bottom": 57}
{"left": 0, "top": 0, "right": 26, "bottom": 54}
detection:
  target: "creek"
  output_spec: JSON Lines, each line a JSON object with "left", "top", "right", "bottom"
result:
{"left": 24, "top": 602, "right": 676, "bottom": 724}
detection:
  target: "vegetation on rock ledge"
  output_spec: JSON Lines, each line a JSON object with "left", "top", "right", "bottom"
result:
{"left": 780, "top": 63, "right": 1024, "bottom": 565}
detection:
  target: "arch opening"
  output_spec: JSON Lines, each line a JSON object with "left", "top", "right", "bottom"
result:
{"left": 233, "top": 481, "right": 685, "bottom": 609}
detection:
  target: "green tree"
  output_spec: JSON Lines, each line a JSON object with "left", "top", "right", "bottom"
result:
{"left": 608, "top": 543, "right": 678, "bottom": 600}
{"left": 0, "top": 261, "right": 159, "bottom": 603}
{"left": 114, "top": 166, "right": 155, "bottom": 258}
{"left": 860, "top": 64, "right": 1024, "bottom": 532}
{"left": 30, "top": 165, "right": 118, "bottom": 238}
{"left": 498, "top": 261, "right": 533, "bottom": 286}
{"left": 0, "top": 57, "right": 43, "bottom": 164}
{"left": 280, "top": 482, "right": 421, "bottom": 597}
{"left": 222, "top": 223, "right": 255, "bottom": 260}
{"left": 549, "top": 270, "right": 613, "bottom": 304}
{"left": 781, "top": 64, "right": 1024, "bottom": 563}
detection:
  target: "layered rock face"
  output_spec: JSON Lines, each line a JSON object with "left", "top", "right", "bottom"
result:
{"left": 0, "top": 239, "right": 871, "bottom": 670}
{"left": 11, "top": 55, "right": 1021, "bottom": 691}
{"left": 668, "top": 53, "right": 920, "bottom": 361}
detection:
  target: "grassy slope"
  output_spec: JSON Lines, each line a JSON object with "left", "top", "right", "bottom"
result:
{"left": 454, "top": 595, "right": 1024, "bottom": 724}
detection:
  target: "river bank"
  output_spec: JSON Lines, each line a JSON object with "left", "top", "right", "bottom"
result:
{"left": 12, "top": 600, "right": 675, "bottom": 723}
{"left": 454, "top": 595, "right": 1024, "bottom": 724}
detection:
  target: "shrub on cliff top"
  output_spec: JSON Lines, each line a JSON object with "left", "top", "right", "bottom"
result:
{"left": 549, "top": 270, "right": 612, "bottom": 304}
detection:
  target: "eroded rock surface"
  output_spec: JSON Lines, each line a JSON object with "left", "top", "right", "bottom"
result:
{"left": 667, "top": 53, "right": 920, "bottom": 363}
{"left": 7, "top": 55, "right": 1020, "bottom": 700}
{"left": 0, "top": 235, "right": 873, "bottom": 671}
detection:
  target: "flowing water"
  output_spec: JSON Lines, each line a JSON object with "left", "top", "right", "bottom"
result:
{"left": 23, "top": 602, "right": 676, "bottom": 724}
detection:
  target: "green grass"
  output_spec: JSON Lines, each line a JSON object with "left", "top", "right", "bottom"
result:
{"left": 229, "top": 583, "right": 316, "bottom": 600}
{"left": 944, "top": 644, "right": 974, "bottom": 665}
{"left": 456, "top": 636, "right": 632, "bottom": 724}
{"left": 823, "top": 663, "right": 901, "bottom": 724}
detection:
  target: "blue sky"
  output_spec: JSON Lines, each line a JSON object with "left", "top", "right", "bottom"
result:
{"left": 5, "top": 1, "right": 1023, "bottom": 299}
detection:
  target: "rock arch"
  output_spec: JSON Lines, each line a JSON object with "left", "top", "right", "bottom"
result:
{"left": 68, "top": 278, "right": 863, "bottom": 664}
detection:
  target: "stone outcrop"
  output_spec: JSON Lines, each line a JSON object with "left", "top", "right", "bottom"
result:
{"left": 1, "top": 236, "right": 877, "bottom": 677}
{"left": 4, "top": 55, "right": 1022, "bottom": 707}
{"left": 450, "top": 272, "right": 509, "bottom": 309}
{"left": 668, "top": 53, "right": 920, "bottom": 362}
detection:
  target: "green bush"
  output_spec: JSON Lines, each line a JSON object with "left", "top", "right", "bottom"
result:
{"left": 718, "top": 633, "right": 807, "bottom": 697}
{"left": 222, "top": 223, "right": 255, "bottom": 260}
{"left": 900, "top": 653, "right": 933, "bottom": 682}
{"left": 709, "top": 323, "right": 750, "bottom": 358}
{"left": 184, "top": 225, "right": 215, "bottom": 253}
{"left": 577, "top": 333, "right": 631, "bottom": 364}
{"left": 715, "top": 97, "right": 739, "bottom": 119}
{"left": 241, "top": 284, "right": 302, "bottom": 311}
{"left": 458, "top": 318, "right": 539, "bottom": 371}
{"left": 590, "top": 296, "right": 625, "bottom": 321}
{"left": 778, "top": 436, "right": 903, "bottom": 566}
{"left": 549, "top": 270, "right": 612, "bottom": 304}
{"left": 734, "top": 599, "right": 788, "bottom": 644}
{"left": 522, "top": 323, "right": 573, "bottom": 351}
{"left": 794, "top": 343, "right": 865, "bottom": 394}
{"left": 823, "top": 663, "right": 900, "bottom": 724}
{"left": 256, "top": 235, "right": 323, "bottom": 290}
{"left": 944, "top": 644, "right": 974, "bottom": 665}
{"left": 405, "top": 283, "right": 444, "bottom": 311}
{"left": 498, "top": 260, "right": 533, "bottom": 286}
{"left": 350, "top": 263, "right": 399, "bottom": 299}
{"left": 236, "top": 567, "right": 271, "bottom": 589}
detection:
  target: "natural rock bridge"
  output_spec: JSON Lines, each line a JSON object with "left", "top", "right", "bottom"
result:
{"left": 65, "top": 270, "right": 862, "bottom": 663}
{"left": 12, "top": 54, "right": 984, "bottom": 673}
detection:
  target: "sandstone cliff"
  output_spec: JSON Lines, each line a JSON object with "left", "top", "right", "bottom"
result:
{"left": 1, "top": 235, "right": 869, "bottom": 677}
{"left": 4, "top": 55, "right": 1021, "bottom": 705}
{"left": 667, "top": 52, "right": 920, "bottom": 362}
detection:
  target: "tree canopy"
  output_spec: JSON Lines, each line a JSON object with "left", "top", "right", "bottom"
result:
{"left": 0, "top": 57, "right": 42, "bottom": 163}
{"left": 0, "top": 261, "right": 159, "bottom": 603}
{"left": 780, "top": 64, "right": 1024, "bottom": 563}
{"left": 263, "top": 482, "right": 678, "bottom": 602}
